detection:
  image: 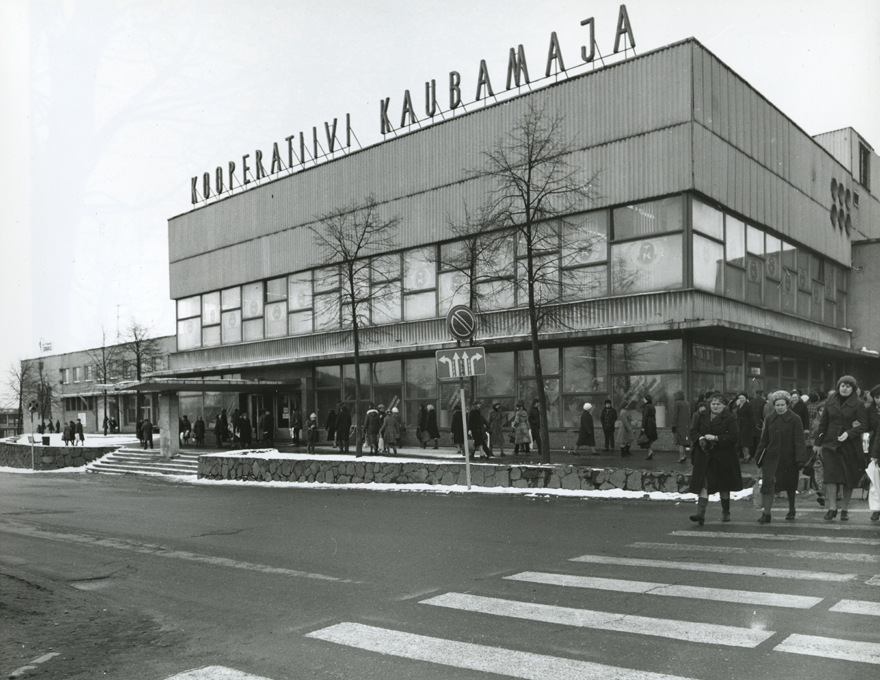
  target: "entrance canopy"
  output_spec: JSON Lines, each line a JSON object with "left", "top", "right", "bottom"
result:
{"left": 114, "top": 378, "right": 292, "bottom": 393}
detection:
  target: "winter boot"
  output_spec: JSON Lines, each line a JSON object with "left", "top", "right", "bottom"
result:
{"left": 721, "top": 497, "right": 731, "bottom": 523}
{"left": 689, "top": 497, "right": 708, "bottom": 526}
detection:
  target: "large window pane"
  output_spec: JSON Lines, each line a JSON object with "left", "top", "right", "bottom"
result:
{"left": 781, "top": 240, "right": 796, "bottom": 270}
{"left": 476, "top": 279, "right": 515, "bottom": 311}
{"left": 438, "top": 270, "right": 468, "bottom": 314}
{"left": 765, "top": 235, "right": 781, "bottom": 280}
{"left": 177, "top": 295, "right": 200, "bottom": 320}
{"left": 372, "top": 360, "right": 402, "bottom": 384}
{"left": 725, "top": 264, "right": 745, "bottom": 300}
{"left": 221, "top": 286, "right": 240, "bottom": 311}
{"left": 221, "top": 309, "right": 241, "bottom": 344}
{"left": 403, "top": 247, "right": 436, "bottom": 291}
{"left": 373, "top": 254, "right": 401, "bottom": 281}
{"left": 725, "top": 349, "right": 744, "bottom": 394}
{"left": 242, "top": 282, "right": 264, "bottom": 319}
{"left": 562, "top": 265, "right": 607, "bottom": 301}
{"left": 372, "top": 281, "right": 401, "bottom": 324}
{"left": 693, "top": 234, "right": 724, "bottom": 293}
{"left": 516, "top": 255, "right": 559, "bottom": 304}
{"left": 202, "top": 291, "right": 220, "bottom": 325}
{"left": 613, "top": 196, "right": 683, "bottom": 240}
{"left": 404, "top": 291, "right": 436, "bottom": 320}
{"left": 314, "top": 293, "right": 339, "bottom": 330}
{"left": 692, "top": 198, "right": 723, "bottom": 240}
{"left": 316, "top": 366, "right": 341, "bottom": 388}
{"left": 481, "top": 233, "right": 514, "bottom": 278}
{"left": 563, "top": 395, "right": 604, "bottom": 428}
{"left": 289, "top": 310, "right": 313, "bottom": 335}
{"left": 267, "top": 277, "right": 287, "bottom": 303}
{"left": 265, "top": 301, "right": 287, "bottom": 337}
{"left": 177, "top": 318, "right": 201, "bottom": 350}
{"left": 745, "top": 256, "right": 763, "bottom": 306}
{"left": 692, "top": 373, "right": 724, "bottom": 400}
{"left": 203, "top": 325, "right": 221, "bottom": 348}
{"left": 612, "top": 373, "right": 681, "bottom": 428}
{"left": 746, "top": 225, "right": 764, "bottom": 256}
{"left": 561, "top": 210, "right": 608, "bottom": 266}
{"left": 781, "top": 269, "right": 796, "bottom": 313}
{"left": 519, "top": 348, "right": 559, "bottom": 376}
{"left": 726, "top": 217, "right": 745, "bottom": 265}
{"left": 797, "top": 250, "right": 811, "bottom": 291}
{"left": 242, "top": 318, "right": 263, "bottom": 342}
{"left": 405, "top": 358, "right": 436, "bottom": 399}
{"left": 478, "top": 352, "right": 515, "bottom": 396}
{"left": 611, "top": 233, "right": 683, "bottom": 295}
{"left": 315, "top": 266, "right": 339, "bottom": 293}
{"left": 517, "top": 378, "right": 561, "bottom": 427}
{"left": 289, "top": 273, "right": 313, "bottom": 310}
{"left": 563, "top": 345, "right": 608, "bottom": 393}
{"left": 611, "top": 340, "right": 682, "bottom": 373}
{"left": 692, "top": 344, "right": 723, "bottom": 372}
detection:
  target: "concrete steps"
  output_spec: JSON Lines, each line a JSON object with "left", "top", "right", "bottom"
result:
{"left": 88, "top": 448, "right": 200, "bottom": 477}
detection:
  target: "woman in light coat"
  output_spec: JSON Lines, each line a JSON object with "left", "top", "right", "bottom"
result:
{"left": 755, "top": 390, "right": 807, "bottom": 523}
{"left": 615, "top": 403, "right": 634, "bottom": 457}
{"left": 513, "top": 401, "right": 530, "bottom": 454}
{"left": 488, "top": 402, "right": 506, "bottom": 457}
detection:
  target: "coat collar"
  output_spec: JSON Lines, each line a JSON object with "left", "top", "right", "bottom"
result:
{"left": 767, "top": 409, "right": 794, "bottom": 423}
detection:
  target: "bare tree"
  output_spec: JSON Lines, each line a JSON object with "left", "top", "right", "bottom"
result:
{"left": 5, "top": 360, "right": 37, "bottom": 436}
{"left": 124, "top": 320, "right": 162, "bottom": 420}
{"left": 471, "top": 102, "right": 599, "bottom": 463}
{"left": 86, "top": 327, "right": 123, "bottom": 435}
{"left": 310, "top": 195, "right": 400, "bottom": 456}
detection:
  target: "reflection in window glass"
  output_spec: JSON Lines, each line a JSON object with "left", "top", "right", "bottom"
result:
{"left": 404, "top": 291, "right": 436, "bottom": 320}
{"left": 725, "top": 264, "right": 745, "bottom": 300}
{"left": 289, "top": 273, "right": 313, "bottom": 310}
{"left": 177, "top": 295, "right": 200, "bottom": 319}
{"left": 242, "top": 318, "right": 263, "bottom": 342}
{"left": 693, "top": 234, "right": 724, "bottom": 293}
{"left": 372, "top": 281, "right": 401, "bottom": 324}
{"left": 692, "top": 373, "right": 724, "bottom": 400}
{"left": 611, "top": 340, "right": 682, "bottom": 374}
{"left": 481, "top": 233, "right": 514, "bottom": 279}
{"left": 781, "top": 240, "right": 796, "bottom": 270}
{"left": 202, "top": 291, "right": 220, "bottom": 325}
{"left": 440, "top": 241, "right": 466, "bottom": 272}
{"left": 405, "top": 358, "right": 436, "bottom": 399}
{"left": 561, "top": 265, "right": 608, "bottom": 300}
{"left": 725, "top": 349, "right": 744, "bottom": 393}
{"left": 613, "top": 196, "right": 682, "bottom": 240}
{"left": 372, "top": 360, "right": 402, "bottom": 384}
{"left": 692, "top": 344, "right": 723, "bottom": 372}
{"left": 265, "top": 301, "right": 287, "bottom": 337}
{"left": 519, "top": 348, "right": 559, "bottom": 376}
{"left": 476, "top": 279, "right": 515, "bottom": 311}
{"left": 289, "top": 310, "right": 313, "bottom": 335}
{"left": 203, "top": 325, "right": 221, "bottom": 347}
{"left": 221, "top": 286, "right": 240, "bottom": 311}
{"left": 177, "top": 318, "right": 201, "bottom": 350}
{"left": 611, "top": 234, "right": 683, "bottom": 295}
{"left": 517, "top": 221, "right": 559, "bottom": 258}
{"left": 478, "top": 352, "right": 515, "bottom": 396}
{"left": 797, "top": 250, "right": 811, "bottom": 291}
{"left": 745, "top": 256, "right": 763, "bottom": 306}
{"left": 403, "top": 247, "right": 436, "bottom": 291}
{"left": 315, "top": 266, "right": 339, "bottom": 292}
{"left": 561, "top": 211, "right": 608, "bottom": 266}
{"left": 563, "top": 345, "right": 607, "bottom": 393}
{"left": 516, "top": 255, "right": 559, "bottom": 304}
{"left": 242, "top": 282, "right": 263, "bottom": 319}
{"left": 344, "top": 362, "right": 371, "bottom": 386}
{"left": 726, "top": 217, "right": 745, "bottom": 264}
{"left": 517, "top": 378, "right": 561, "bottom": 427}
{"left": 765, "top": 235, "right": 781, "bottom": 280}
{"left": 612, "top": 373, "right": 681, "bottom": 428}
{"left": 562, "top": 395, "right": 604, "bottom": 428}
{"left": 267, "top": 278, "right": 287, "bottom": 303}
{"left": 438, "top": 270, "right": 468, "bottom": 315}
{"left": 373, "top": 254, "right": 401, "bottom": 281}
{"left": 746, "top": 225, "right": 764, "bottom": 256}
{"left": 313, "top": 293, "right": 339, "bottom": 330}
{"left": 221, "top": 309, "right": 242, "bottom": 344}
{"left": 692, "top": 199, "right": 724, "bottom": 240}
{"left": 316, "top": 366, "right": 341, "bottom": 388}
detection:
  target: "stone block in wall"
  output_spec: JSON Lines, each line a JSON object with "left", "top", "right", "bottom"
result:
{"left": 547, "top": 474, "right": 561, "bottom": 489}
{"left": 510, "top": 468, "right": 521, "bottom": 481}
{"left": 608, "top": 469, "right": 627, "bottom": 488}
{"left": 626, "top": 470, "right": 642, "bottom": 491}
{"left": 512, "top": 479, "right": 528, "bottom": 488}
{"left": 562, "top": 473, "right": 581, "bottom": 490}
{"left": 439, "top": 472, "right": 456, "bottom": 485}
{"left": 495, "top": 469, "right": 510, "bottom": 487}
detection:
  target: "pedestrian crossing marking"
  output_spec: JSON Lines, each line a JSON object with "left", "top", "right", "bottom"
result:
{"left": 630, "top": 541, "right": 880, "bottom": 563}
{"left": 307, "top": 622, "right": 701, "bottom": 680}
{"left": 505, "top": 572, "right": 822, "bottom": 609}
{"left": 867, "top": 576, "right": 880, "bottom": 586}
{"left": 671, "top": 530, "right": 880, "bottom": 546}
{"left": 721, "top": 520, "right": 874, "bottom": 532}
{"left": 828, "top": 600, "right": 880, "bottom": 617}
{"left": 774, "top": 633, "right": 880, "bottom": 665}
{"left": 420, "top": 592, "right": 775, "bottom": 647}
{"left": 164, "top": 667, "right": 273, "bottom": 679}
{"left": 570, "top": 554, "right": 857, "bottom": 581}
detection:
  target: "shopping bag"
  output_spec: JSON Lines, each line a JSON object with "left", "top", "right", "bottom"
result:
{"left": 378, "top": 436, "right": 385, "bottom": 451}
{"left": 867, "top": 459, "right": 880, "bottom": 512}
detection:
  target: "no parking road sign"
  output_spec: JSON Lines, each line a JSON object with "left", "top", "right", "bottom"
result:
{"left": 436, "top": 347, "right": 486, "bottom": 380}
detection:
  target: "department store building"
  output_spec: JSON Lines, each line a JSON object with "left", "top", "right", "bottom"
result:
{"left": 157, "top": 38, "right": 880, "bottom": 445}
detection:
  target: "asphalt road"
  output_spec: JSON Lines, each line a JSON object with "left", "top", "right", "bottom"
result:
{"left": 1, "top": 471, "right": 878, "bottom": 680}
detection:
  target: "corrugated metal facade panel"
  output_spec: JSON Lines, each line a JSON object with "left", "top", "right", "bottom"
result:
{"left": 164, "top": 289, "right": 852, "bottom": 376}
{"left": 169, "top": 43, "right": 694, "bottom": 297}
{"left": 170, "top": 123, "right": 694, "bottom": 298}
{"left": 813, "top": 130, "right": 853, "bottom": 170}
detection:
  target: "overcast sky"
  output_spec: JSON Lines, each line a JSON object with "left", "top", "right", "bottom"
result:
{"left": 1, "top": 0, "right": 878, "bottom": 403}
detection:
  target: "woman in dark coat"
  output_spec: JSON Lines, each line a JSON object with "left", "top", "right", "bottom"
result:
{"left": 641, "top": 394, "right": 658, "bottom": 460}
{"left": 425, "top": 404, "right": 440, "bottom": 449}
{"left": 574, "top": 402, "right": 595, "bottom": 455}
{"left": 488, "top": 402, "right": 506, "bottom": 457}
{"left": 815, "top": 376, "right": 868, "bottom": 521}
{"left": 194, "top": 416, "right": 206, "bottom": 446}
{"left": 451, "top": 403, "right": 465, "bottom": 454}
{"left": 688, "top": 393, "right": 742, "bottom": 524}
{"left": 325, "top": 407, "right": 337, "bottom": 443}
{"left": 732, "top": 392, "right": 756, "bottom": 462}
{"left": 866, "top": 385, "right": 880, "bottom": 457}
{"left": 335, "top": 404, "right": 352, "bottom": 453}
{"left": 755, "top": 390, "right": 807, "bottom": 523}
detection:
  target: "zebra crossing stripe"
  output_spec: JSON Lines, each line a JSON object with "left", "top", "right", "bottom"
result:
{"left": 629, "top": 542, "right": 880, "bottom": 563}
{"left": 670, "top": 531, "right": 880, "bottom": 546}
{"left": 867, "top": 576, "right": 880, "bottom": 586}
{"left": 307, "top": 622, "right": 700, "bottom": 680}
{"left": 774, "top": 633, "right": 880, "bottom": 665}
{"left": 570, "top": 554, "right": 856, "bottom": 581}
{"left": 828, "top": 600, "right": 880, "bottom": 617}
{"left": 420, "top": 592, "right": 774, "bottom": 647}
{"left": 504, "top": 572, "right": 822, "bottom": 609}
{"left": 164, "top": 667, "right": 273, "bottom": 679}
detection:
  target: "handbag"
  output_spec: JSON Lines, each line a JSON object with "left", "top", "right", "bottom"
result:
{"left": 508, "top": 434, "right": 515, "bottom": 444}
{"left": 636, "top": 432, "right": 650, "bottom": 448}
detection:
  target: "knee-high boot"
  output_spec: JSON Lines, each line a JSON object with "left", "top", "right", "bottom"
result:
{"left": 689, "top": 497, "right": 708, "bottom": 525}
{"left": 721, "top": 496, "right": 731, "bottom": 522}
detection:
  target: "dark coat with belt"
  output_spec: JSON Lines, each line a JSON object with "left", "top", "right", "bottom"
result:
{"left": 733, "top": 400, "right": 756, "bottom": 449}
{"left": 576, "top": 410, "right": 595, "bottom": 446}
{"left": 336, "top": 407, "right": 352, "bottom": 441}
{"left": 755, "top": 409, "right": 807, "bottom": 493}
{"left": 642, "top": 402, "right": 657, "bottom": 442}
{"left": 451, "top": 407, "right": 465, "bottom": 445}
{"left": 816, "top": 392, "right": 868, "bottom": 486}
{"left": 688, "top": 408, "right": 743, "bottom": 494}
{"left": 468, "top": 408, "right": 486, "bottom": 444}
{"left": 425, "top": 408, "right": 440, "bottom": 439}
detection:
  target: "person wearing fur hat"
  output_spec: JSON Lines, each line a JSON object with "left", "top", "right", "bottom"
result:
{"left": 815, "top": 376, "right": 868, "bottom": 520}
{"left": 754, "top": 390, "right": 808, "bottom": 523}
{"left": 380, "top": 406, "right": 400, "bottom": 455}
{"left": 574, "top": 402, "right": 596, "bottom": 455}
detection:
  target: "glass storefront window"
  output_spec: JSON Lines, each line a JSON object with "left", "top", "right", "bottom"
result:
{"left": 202, "top": 291, "right": 220, "bottom": 325}
{"left": 610, "top": 234, "right": 682, "bottom": 295}
{"left": 746, "top": 225, "right": 764, "bottom": 256}
{"left": 202, "top": 325, "right": 221, "bottom": 347}
{"left": 765, "top": 355, "right": 780, "bottom": 384}
{"left": 316, "top": 366, "right": 341, "bottom": 388}
{"left": 267, "top": 277, "right": 287, "bottom": 303}
{"left": 478, "top": 352, "right": 515, "bottom": 396}
{"left": 315, "top": 266, "right": 339, "bottom": 293}
{"left": 242, "top": 318, "right": 263, "bottom": 342}
{"left": 725, "top": 217, "right": 745, "bottom": 265}
{"left": 693, "top": 234, "right": 724, "bottom": 293}
{"left": 562, "top": 394, "right": 604, "bottom": 428}
{"left": 313, "top": 293, "right": 339, "bottom": 330}
{"left": 781, "top": 240, "right": 796, "bottom": 270}
{"left": 404, "top": 291, "right": 436, "bottom": 320}
{"left": 611, "top": 340, "right": 682, "bottom": 373}
{"left": 438, "top": 270, "right": 468, "bottom": 315}
{"left": 746, "top": 352, "right": 763, "bottom": 394}
{"left": 242, "top": 282, "right": 263, "bottom": 319}
{"left": 613, "top": 196, "right": 683, "bottom": 240}
{"left": 519, "top": 348, "right": 559, "bottom": 376}
{"left": 265, "top": 301, "right": 287, "bottom": 337}
{"left": 612, "top": 374, "right": 681, "bottom": 428}
{"left": 289, "top": 273, "right": 313, "bottom": 310}
{"left": 692, "top": 198, "right": 724, "bottom": 240}
{"left": 440, "top": 241, "right": 466, "bottom": 272}
{"left": 372, "top": 360, "right": 402, "bottom": 384}
{"left": 177, "top": 295, "right": 200, "bottom": 319}
{"left": 517, "top": 378, "right": 561, "bottom": 427}
{"left": 563, "top": 345, "right": 607, "bottom": 393}
{"left": 372, "top": 281, "right": 402, "bottom": 323}
{"left": 765, "top": 235, "right": 781, "bottom": 281}
{"left": 745, "top": 256, "right": 763, "bottom": 306}
{"left": 221, "top": 309, "right": 241, "bottom": 343}
{"left": 692, "top": 373, "right": 724, "bottom": 400}
{"left": 177, "top": 318, "right": 201, "bottom": 350}
{"left": 561, "top": 211, "right": 608, "bottom": 266}
{"left": 403, "top": 247, "right": 436, "bottom": 291}
{"left": 561, "top": 265, "right": 608, "bottom": 301}
{"left": 373, "top": 254, "right": 401, "bottom": 281}
{"left": 693, "top": 344, "right": 723, "bottom": 371}
{"left": 476, "top": 279, "right": 515, "bottom": 311}
{"left": 344, "top": 363, "right": 371, "bottom": 385}
{"left": 289, "top": 310, "right": 313, "bottom": 335}
{"left": 725, "top": 349, "right": 744, "bottom": 393}
{"left": 405, "top": 358, "right": 436, "bottom": 399}
{"left": 221, "top": 286, "right": 240, "bottom": 311}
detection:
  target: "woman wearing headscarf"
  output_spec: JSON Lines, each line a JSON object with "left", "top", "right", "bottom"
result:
{"left": 688, "top": 393, "right": 742, "bottom": 525}
{"left": 513, "top": 401, "right": 530, "bottom": 455}
{"left": 814, "top": 376, "right": 868, "bottom": 520}
{"left": 755, "top": 390, "right": 807, "bottom": 523}
{"left": 615, "top": 403, "right": 634, "bottom": 458}
{"left": 574, "top": 402, "right": 595, "bottom": 455}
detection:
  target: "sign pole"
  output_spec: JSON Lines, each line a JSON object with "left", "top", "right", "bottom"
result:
{"left": 30, "top": 411, "right": 35, "bottom": 470}
{"left": 459, "top": 373, "right": 471, "bottom": 490}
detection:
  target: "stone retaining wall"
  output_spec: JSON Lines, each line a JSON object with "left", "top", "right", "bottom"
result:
{"left": 199, "top": 456, "right": 753, "bottom": 493}
{"left": 0, "top": 441, "right": 117, "bottom": 470}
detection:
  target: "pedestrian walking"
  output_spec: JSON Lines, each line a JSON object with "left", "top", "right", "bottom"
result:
{"left": 238, "top": 413, "right": 252, "bottom": 448}
{"left": 306, "top": 413, "right": 318, "bottom": 454}
{"left": 290, "top": 411, "right": 302, "bottom": 446}
{"left": 733, "top": 392, "right": 756, "bottom": 463}
{"left": 336, "top": 403, "right": 352, "bottom": 454}
{"left": 790, "top": 389, "right": 810, "bottom": 432}
{"left": 670, "top": 390, "right": 691, "bottom": 463}
{"left": 194, "top": 416, "right": 206, "bottom": 446}
{"left": 616, "top": 404, "right": 634, "bottom": 457}
{"left": 814, "top": 376, "right": 868, "bottom": 521}
{"left": 425, "top": 404, "right": 440, "bottom": 449}
{"left": 599, "top": 399, "right": 617, "bottom": 451}
{"left": 513, "top": 401, "right": 530, "bottom": 454}
{"left": 688, "top": 401, "right": 708, "bottom": 461}
{"left": 136, "top": 419, "right": 144, "bottom": 446}
{"left": 213, "top": 413, "right": 224, "bottom": 448}
{"left": 181, "top": 415, "right": 192, "bottom": 445}
{"left": 75, "top": 418, "right": 84, "bottom": 446}
{"left": 574, "top": 402, "right": 595, "bottom": 456}
{"left": 688, "top": 393, "right": 742, "bottom": 525}
{"left": 62, "top": 421, "right": 72, "bottom": 446}
{"left": 380, "top": 407, "right": 400, "bottom": 455}
{"left": 364, "top": 404, "right": 381, "bottom": 455}
{"left": 468, "top": 402, "right": 492, "bottom": 458}
{"left": 487, "top": 402, "right": 506, "bottom": 457}
{"left": 754, "top": 390, "right": 808, "bottom": 523}
{"left": 749, "top": 389, "right": 767, "bottom": 454}
{"left": 55, "top": 420, "right": 61, "bottom": 434}
{"left": 528, "top": 398, "right": 541, "bottom": 456}
{"left": 325, "top": 405, "right": 337, "bottom": 443}
{"left": 261, "top": 409, "right": 275, "bottom": 447}
{"left": 141, "top": 416, "right": 153, "bottom": 450}
{"left": 451, "top": 403, "right": 465, "bottom": 455}
{"left": 641, "top": 394, "right": 658, "bottom": 460}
